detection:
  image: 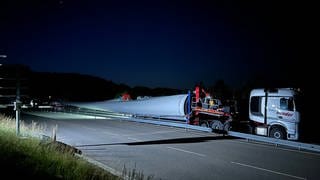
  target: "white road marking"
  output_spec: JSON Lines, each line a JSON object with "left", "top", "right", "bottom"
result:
{"left": 127, "top": 137, "right": 141, "bottom": 141}
{"left": 101, "top": 131, "right": 120, "bottom": 136}
{"left": 231, "top": 161, "right": 307, "bottom": 180}
{"left": 82, "top": 126, "right": 97, "bottom": 131}
{"left": 167, "top": 146, "right": 206, "bottom": 157}
{"left": 130, "top": 130, "right": 182, "bottom": 136}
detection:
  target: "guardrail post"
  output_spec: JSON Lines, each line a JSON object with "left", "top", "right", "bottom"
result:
{"left": 185, "top": 90, "right": 191, "bottom": 131}
{"left": 52, "top": 124, "right": 58, "bottom": 142}
{"left": 14, "top": 100, "right": 21, "bottom": 136}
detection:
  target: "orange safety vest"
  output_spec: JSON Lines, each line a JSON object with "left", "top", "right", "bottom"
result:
{"left": 195, "top": 86, "right": 200, "bottom": 102}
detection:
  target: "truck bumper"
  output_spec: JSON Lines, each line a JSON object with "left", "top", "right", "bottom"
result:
{"left": 287, "top": 133, "right": 298, "bottom": 140}
{"left": 287, "top": 124, "right": 299, "bottom": 140}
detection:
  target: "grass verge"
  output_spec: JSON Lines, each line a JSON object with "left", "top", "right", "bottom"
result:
{"left": 0, "top": 114, "right": 119, "bottom": 180}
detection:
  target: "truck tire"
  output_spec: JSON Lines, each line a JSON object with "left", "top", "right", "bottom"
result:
{"left": 269, "top": 126, "right": 286, "bottom": 140}
{"left": 223, "top": 122, "right": 231, "bottom": 132}
{"left": 200, "top": 121, "right": 208, "bottom": 127}
{"left": 211, "top": 120, "right": 223, "bottom": 130}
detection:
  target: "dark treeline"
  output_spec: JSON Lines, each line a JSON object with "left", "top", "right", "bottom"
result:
{"left": 28, "top": 72, "right": 184, "bottom": 102}
{"left": 1, "top": 63, "right": 306, "bottom": 106}
{"left": 0, "top": 63, "right": 307, "bottom": 106}
{"left": 0, "top": 64, "right": 183, "bottom": 103}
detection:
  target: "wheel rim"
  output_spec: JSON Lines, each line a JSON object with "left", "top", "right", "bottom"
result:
{"left": 211, "top": 121, "right": 223, "bottom": 130}
{"left": 274, "top": 131, "right": 281, "bottom": 139}
{"left": 224, "top": 123, "right": 230, "bottom": 131}
{"left": 200, "top": 123, "right": 207, "bottom": 127}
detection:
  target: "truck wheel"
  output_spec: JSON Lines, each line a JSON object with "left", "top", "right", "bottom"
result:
{"left": 269, "top": 126, "right": 286, "bottom": 140}
{"left": 211, "top": 120, "right": 223, "bottom": 130}
{"left": 223, "top": 122, "right": 231, "bottom": 132}
{"left": 200, "top": 122, "right": 208, "bottom": 127}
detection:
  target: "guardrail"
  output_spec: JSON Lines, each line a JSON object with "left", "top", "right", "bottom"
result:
{"left": 228, "top": 131, "right": 320, "bottom": 153}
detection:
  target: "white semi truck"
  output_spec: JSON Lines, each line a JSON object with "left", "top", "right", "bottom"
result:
{"left": 246, "top": 88, "right": 300, "bottom": 140}
{"left": 187, "top": 88, "right": 300, "bottom": 140}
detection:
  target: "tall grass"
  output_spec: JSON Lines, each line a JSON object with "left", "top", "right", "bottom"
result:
{"left": 0, "top": 114, "right": 118, "bottom": 180}
{"left": 0, "top": 113, "right": 155, "bottom": 180}
{"left": 0, "top": 114, "right": 46, "bottom": 137}
{"left": 122, "top": 164, "right": 155, "bottom": 180}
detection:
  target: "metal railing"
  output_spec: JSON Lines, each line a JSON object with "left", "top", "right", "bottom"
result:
{"left": 228, "top": 131, "right": 320, "bottom": 153}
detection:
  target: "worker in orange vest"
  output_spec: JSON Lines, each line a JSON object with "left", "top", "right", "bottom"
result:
{"left": 194, "top": 83, "right": 207, "bottom": 108}
{"left": 195, "top": 85, "right": 200, "bottom": 103}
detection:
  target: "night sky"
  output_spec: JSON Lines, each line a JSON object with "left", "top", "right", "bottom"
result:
{"left": 1, "top": 0, "right": 306, "bottom": 89}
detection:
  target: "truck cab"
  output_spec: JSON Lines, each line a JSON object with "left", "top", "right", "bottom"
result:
{"left": 249, "top": 88, "right": 300, "bottom": 140}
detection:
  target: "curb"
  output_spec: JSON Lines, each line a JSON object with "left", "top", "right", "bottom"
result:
{"left": 75, "top": 153, "right": 123, "bottom": 178}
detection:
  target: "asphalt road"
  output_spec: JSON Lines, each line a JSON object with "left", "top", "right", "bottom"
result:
{"left": 20, "top": 111, "right": 320, "bottom": 180}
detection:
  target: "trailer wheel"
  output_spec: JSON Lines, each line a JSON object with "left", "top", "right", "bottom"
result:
{"left": 269, "top": 126, "right": 286, "bottom": 140}
{"left": 211, "top": 120, "right": 223, "bottom": 130}
{"left": 200, "top": 121, "right": 208, "bottom": 127}
{"left": 223, "top": 122, "right": 231, "bottom": 132}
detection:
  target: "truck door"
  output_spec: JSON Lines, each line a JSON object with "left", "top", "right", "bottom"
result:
{"left": 264, "top": 97, "right": 279, "bottom": 122}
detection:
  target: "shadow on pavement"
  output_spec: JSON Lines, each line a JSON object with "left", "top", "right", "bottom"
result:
{"left": 75, "top": 135, "right": 238, "bottom": 148}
